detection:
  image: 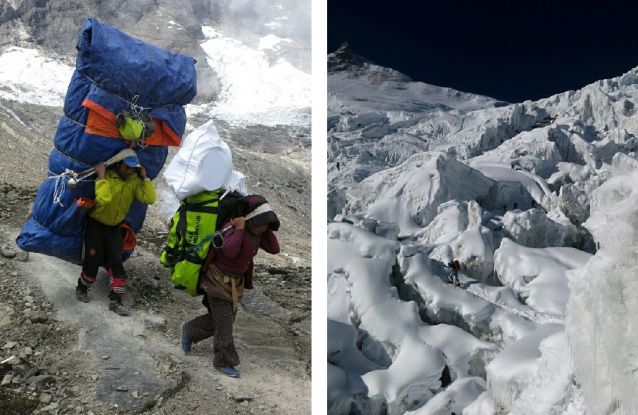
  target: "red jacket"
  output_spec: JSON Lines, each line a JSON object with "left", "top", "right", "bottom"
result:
{"left": 201, "top": 221, "right": 280, "bottom": 289}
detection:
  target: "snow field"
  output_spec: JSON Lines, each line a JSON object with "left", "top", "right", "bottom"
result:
{"left": 0, "top": 30, "right": 310, "bottom": 128}
{"left": 0, "top": 46, "right": 73, "bottom": 106}
{"left": 197, "top": 26, "right": 311, "bottom": 127}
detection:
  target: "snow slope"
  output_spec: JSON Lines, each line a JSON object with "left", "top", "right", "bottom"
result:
{"left": 190, "top": 26, "right": 311, "bottom": 127}
{"left": 0, "top": 46, "right": 73, "bottom": 107}
{"left": 328, "top": 45, "right": 638, "bottom": 414}
{"left": 0, "top": 29, "right": 310, "bottom": 128}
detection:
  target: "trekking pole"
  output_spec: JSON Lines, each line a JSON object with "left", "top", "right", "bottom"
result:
{"left": 66, "top": 148, "right": 138, "bottom": 189}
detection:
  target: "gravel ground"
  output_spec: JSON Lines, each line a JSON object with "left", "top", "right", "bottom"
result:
{"left": 0, "top": 157, "right": 312, "bottom": 414}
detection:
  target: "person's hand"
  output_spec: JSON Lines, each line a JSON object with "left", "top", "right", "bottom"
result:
{"left": 231, "top": 217, "right": 245, "bottom": 230}
{"left": 138, "top": 165, "right": 147, "bottom": 180}
{"left": 95, "top": 162, "right": 106, "bottom": 180}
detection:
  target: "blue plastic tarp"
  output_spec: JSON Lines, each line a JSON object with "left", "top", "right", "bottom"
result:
{"left": 17, "top": 18, "right": 197, "bottom": 265}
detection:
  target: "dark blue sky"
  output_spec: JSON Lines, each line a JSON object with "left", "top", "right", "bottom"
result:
{"left": 329, "top": 1, "right": 638, "bottom": 103}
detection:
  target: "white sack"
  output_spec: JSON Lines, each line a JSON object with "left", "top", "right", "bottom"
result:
{"left": 228, "top": 170, "right": 248, "bottom": 195}
{"left": 157, "top": 180, "right": 180, "bottom": 223}
{"left": 163, "top": 120, "right": 233, "bottom": 200}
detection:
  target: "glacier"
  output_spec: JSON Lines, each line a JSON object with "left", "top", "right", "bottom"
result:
{"left": 327, "top": 42, "right": 638, "bottom": 414}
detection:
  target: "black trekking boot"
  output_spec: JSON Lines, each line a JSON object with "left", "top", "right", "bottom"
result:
{"left": 76, "top": 279, "right": 90, "bottom": 303}
{"left": 109, "top": 298, "right": 130, "bottom": 316}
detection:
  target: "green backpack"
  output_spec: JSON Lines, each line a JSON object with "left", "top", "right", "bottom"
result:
{"left": 160, "top": 189, "right": 223, "bottom": 296}
{"left": 115, "top": 110, "right": 155, "bottom": 141}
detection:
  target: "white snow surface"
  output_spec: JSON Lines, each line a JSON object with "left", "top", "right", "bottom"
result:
{"left": 328, "top": 48, "right": 638, "bottom": 414}
{"left": 194, "top": 26, "right": 311, "bottom": 127}
{"left": 0, "top": 46, "right": 73, "bottom": 106}
{"left": 494, "top": 238, "right": 592, "bottom": 316}
{"left": 328, "top": 61, "right": 502, "bottom": 116}
{"left": 2, "top": 29, "right": 310, "bottom": 128}
{"left": 344, "top": 152, "right": 494, "bottom": 236}
{"left": 328, "top": 223, "right": 498, "bottom": 415}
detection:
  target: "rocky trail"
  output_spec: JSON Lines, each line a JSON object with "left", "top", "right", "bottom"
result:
{"left": 0, "top": 188, "right": 311, "bottom": 415}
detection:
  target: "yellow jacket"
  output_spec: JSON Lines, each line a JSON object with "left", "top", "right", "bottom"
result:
{"left": 89, "top": 170, "right": 156, "bottom": 226}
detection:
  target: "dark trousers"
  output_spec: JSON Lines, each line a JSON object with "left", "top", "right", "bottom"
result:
{"left": 81, "top": 217, "right": 126, "bottom": 299}
{"left": 184, "top": 295, "right": 240, "bottom": 367}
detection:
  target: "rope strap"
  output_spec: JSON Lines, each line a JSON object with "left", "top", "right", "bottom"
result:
{"left": 80, "top": 73, "right": 181, "bottom": 111}
{"left": 65, "top": 115, "right": 118, "bottom": 139}
{"left": 65, "top": 114, "right": 149, "bottom": 150}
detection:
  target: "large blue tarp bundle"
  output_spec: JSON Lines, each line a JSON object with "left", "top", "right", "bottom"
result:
{"left": 16, "top": 18, "right": 197, "bottom": 265}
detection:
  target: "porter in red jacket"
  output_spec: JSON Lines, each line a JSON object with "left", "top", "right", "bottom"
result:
{"left": 181, "top": 195, "right": 280, "bottom": 379}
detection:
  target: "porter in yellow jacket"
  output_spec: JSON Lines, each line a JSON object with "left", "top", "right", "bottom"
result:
{"left": 77, "top": 155, "right": 156, "bottom": 316}
{"left": 89, "top": 169, "right": 156, "bottom": 226}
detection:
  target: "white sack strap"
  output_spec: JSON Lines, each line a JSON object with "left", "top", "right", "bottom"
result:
{"left": 219, "top": 203, "right": 273, "bottom": 233}
{"left": 211, "top": 203, "right": 275, "bottom": 249}
{"left": 247, "top": 203, "right": 273, "bottom": 220}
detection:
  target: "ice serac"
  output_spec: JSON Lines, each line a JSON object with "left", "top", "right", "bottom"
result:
{"left": 486, "top": 324, "right": 563, "bottom": 413}
{"left": 418, "top": 200, "right": 483, "bottom": 244}
{"left": 501, "top": 208, "right": 578, "bottom": 248}
{"left": 566, "top": 168, "right": 638, "bottom": 415}
{"left": 346, "top": 152, "right": 494, "bottom": 237}
{"left": 374, "top": 132, "right": 431, "bottom": 167}
{"left": 507, "top": 331, "right": 587, "bottom": 415}
{"left": 470, "top": 126, "right": 563, "bottom": 178}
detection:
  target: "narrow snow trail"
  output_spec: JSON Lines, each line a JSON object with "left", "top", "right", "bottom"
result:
{"left": 462, "top": 277, "right": 564, "bottom": 325}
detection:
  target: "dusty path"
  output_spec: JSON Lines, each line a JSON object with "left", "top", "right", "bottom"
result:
{"left": 0, "top": 225, "right": 311, "bottom": 414}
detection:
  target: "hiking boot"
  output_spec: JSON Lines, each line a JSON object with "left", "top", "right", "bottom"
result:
{"left": 213, "top": 364, "right": 240, "bottom": 378}
{"left": 76, "top": 283, "right": 90, "bottom": 303}
{"left": 181, "top": 323, "right": 192, "bottom": 354}
{"left": 109, "top": 299, "right": 130, "bottom": 316}
{"left": 448, "top": 277, "right": 453, "bottom": 284}
{"left": 456, "top": 280, "right": 461, "bottom": 287}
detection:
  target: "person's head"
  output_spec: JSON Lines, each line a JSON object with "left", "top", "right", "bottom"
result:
{"left": 246, "top": 211, "right": 278, "bottom": 235}
{"left": 241, "top": 195, "right": 280, "bottom": 235}
{"left": 246, "top": 220, "right": 269, "bottom": 236}
{"left": 115, "top": 156, "right": 140, "bottom": 180}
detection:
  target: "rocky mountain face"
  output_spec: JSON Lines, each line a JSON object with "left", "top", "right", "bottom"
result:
{"left": 327, "top": 42, "right": 372, "bottom": 73}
